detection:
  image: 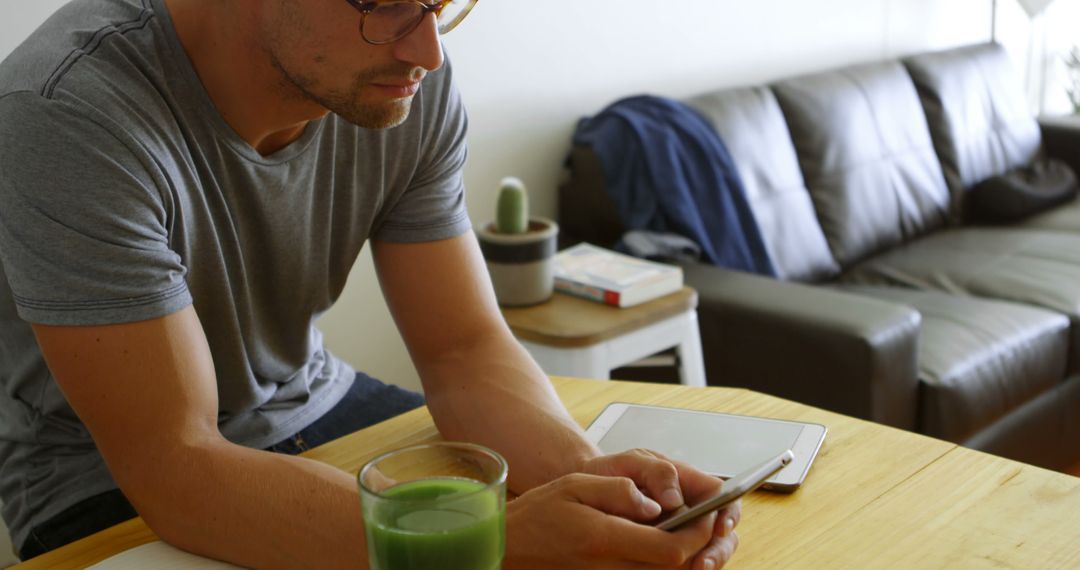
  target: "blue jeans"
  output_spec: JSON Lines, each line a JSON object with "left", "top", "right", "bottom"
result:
{"left": 17, "top": 372, "right": 424, "bottom": 560}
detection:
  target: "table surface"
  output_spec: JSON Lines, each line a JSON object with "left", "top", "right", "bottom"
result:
{"left": 501, "top": 287, "right": 697, "bottom": 347}
{"left": 15, "top": 377, "right": 1080, "bottom": 569}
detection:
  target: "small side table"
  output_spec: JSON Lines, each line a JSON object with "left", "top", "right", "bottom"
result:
{"left": 501, "top": 287, "right": 707, "bottom": 387}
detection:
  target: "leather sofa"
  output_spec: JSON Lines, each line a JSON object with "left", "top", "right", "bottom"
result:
{"left": 559, "top": 43, "right": 1080, "bottom": 471}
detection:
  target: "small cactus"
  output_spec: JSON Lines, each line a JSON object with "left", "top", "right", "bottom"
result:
{"left": 495, "top": 176, "right": 529, "bottom": 234}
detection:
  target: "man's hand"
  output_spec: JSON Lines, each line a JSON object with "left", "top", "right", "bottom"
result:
{"left": 504, "top": 472, "right": 731, "bottom": 569}
{"left": 580, "top": 449, "right": 742, "bottom": 569}
{"left": 373, "top": 236, "right": 740, "bottom": 566}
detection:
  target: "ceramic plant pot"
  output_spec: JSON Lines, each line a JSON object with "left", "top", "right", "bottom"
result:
{"left": 477, "top": 217, "right": 559, "bottom": 307}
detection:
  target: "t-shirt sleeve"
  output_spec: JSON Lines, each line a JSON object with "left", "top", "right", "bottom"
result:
{"left": 372, "top": 58, "right": 472, "bottom": 243}
{"left": 0, "top": 93, "right": 191, "bottom": 326}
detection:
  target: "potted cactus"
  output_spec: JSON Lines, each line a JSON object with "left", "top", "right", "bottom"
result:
{"left": 476, "top": 177, "right": 559, "bottom": 306}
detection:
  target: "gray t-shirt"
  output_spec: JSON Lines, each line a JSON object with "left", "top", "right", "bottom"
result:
{"left": 0, "top": 0, "right": 471, "bottom": 548}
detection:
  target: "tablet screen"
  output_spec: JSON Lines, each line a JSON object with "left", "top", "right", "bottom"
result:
{"left": 596, "top": 406, "right": 804, "bottom": 477}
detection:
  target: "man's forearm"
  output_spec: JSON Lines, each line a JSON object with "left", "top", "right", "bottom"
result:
{"left": 130, "top": 438, "right": 367, "bottom": 570}
{"left": 419, "top": 337, "right": 600, "bottom": 493}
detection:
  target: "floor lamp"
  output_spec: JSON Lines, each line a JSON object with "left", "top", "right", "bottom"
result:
{"left": 992, "top": 0, "right": 1057, "bottom": 42}
{"left": 992, "top": 0, "right": 1059, "bottom": 113}
{"left": 992, "top": 0, "right": 997, "bottom": 42}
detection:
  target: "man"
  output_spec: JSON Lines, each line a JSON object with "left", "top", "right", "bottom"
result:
{"left": 0, "top": 0, "right": 741, "bottom": 567}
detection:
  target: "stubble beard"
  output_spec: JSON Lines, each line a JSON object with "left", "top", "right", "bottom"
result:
{"left": 271, "top": 56, "right": 421, "bottom": 130}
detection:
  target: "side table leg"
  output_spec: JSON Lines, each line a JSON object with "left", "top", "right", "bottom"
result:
{"left": 677, "top": 311, "right": 707, "bottom": 387}
{"left": 518, "top": 340, "right": 612, "bottom": 380}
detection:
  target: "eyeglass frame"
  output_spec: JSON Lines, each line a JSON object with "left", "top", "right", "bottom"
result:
{"left": 343, "top": 0, "right": 478, "bottom": 45}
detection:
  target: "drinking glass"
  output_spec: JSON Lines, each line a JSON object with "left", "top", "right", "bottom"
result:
{"left": 358, "top": 441, "right": 508, "bottom": 570}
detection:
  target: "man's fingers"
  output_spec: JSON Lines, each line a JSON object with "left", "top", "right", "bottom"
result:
{"left": 693, "top": 533, "right": 740, "bottom": 570}
{"left": 592, "top": 449, "right": 685, "bottom": 510}
{"left": 586, "top": 509, "right": 717, "bottom": 567}
{"left": 630, "top": 450, "right": 684, "bottom": 509}
{"left": 555, "top": 473, "right": 720, "bottom": 565}
{"left": 667, "top": 457, "right": 724, "bottom": 504}
{"left": 716, "top": 501, "right": 742, "bottom": 536}
{"left": 558, "top": 473, "right": 662, "bottom": 521}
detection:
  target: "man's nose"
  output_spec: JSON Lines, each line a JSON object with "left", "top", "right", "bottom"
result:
{"left": 392, "top": 13, "right": 444, "bottom": 72}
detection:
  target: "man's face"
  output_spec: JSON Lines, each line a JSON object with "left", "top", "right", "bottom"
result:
{"left": 259, "top": 0, "right": 445, "bottom": 129}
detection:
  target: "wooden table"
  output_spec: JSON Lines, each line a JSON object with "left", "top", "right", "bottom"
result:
{"left": 15, "top": 378, "right": 1080, "bottom": 569}
{"left": 501, "top": 288, "right": 707, "bottom": 386}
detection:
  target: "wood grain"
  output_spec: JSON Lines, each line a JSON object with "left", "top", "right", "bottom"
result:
{"left": 14, "top": 377, "right": 1080, "bottom": 569}
{"left": 549, "top": 378, "right": 957, "bottom": 568}
{"left": 761, "top": 447, "right": 1080, "bottom": 569}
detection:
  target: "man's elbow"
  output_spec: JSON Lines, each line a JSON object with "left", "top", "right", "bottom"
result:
{"left": 107, "top": 434, "right": 232, "bottom": 545}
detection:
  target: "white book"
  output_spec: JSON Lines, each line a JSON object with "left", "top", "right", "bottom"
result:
{"left": 553, "top": 243, "right": 683, "bottom": 308}
{"left": 88, "top": 540, "right": 244, "bottom": 569}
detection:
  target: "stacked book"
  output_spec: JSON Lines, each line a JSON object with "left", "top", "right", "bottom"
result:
{"left": 553, "top": 243, "right": 683, "bottom": 308}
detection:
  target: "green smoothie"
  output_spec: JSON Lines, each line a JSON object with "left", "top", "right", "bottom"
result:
{"left": 364, "top": 477, "right": 505, "bottom": 570}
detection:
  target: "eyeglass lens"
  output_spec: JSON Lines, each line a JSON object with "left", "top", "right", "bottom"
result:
{"left": 364, "top": 0, "right": 474, "bottom": 44}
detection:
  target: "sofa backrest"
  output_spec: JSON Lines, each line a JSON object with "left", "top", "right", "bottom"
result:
{"left": 686, "top": 86, "right": 839, "bottom": 282}
{"left": 772, "top": 61, "right": 951, "bottom": 268}
{"left": 904, "top": 43, "right": 1041, "bottom": 216}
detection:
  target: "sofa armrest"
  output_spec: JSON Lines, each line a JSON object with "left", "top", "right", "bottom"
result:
{"left": 1039, "top": 115, "right": 1080, "bottom": 177}
{"left": 683, "top": 263, "right": 921, "bottom": 430}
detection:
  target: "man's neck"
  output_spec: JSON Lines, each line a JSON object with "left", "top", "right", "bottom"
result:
{"left": 164, "top": 0, "right": 328, "bottom": 156}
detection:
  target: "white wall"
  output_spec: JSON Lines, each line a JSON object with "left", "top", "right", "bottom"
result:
{"left": 2, "top": 1, "right": 1077, "bottom": 396}
{"left": 321, "top": 0, "right": 1007, "bottom": 393}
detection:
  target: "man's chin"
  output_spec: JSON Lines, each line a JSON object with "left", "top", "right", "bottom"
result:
{"left": 335, "top": 98, "right": 413, "bottom": 130}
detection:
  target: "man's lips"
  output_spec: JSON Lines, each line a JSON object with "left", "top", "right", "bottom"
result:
{"left": 370, "top": 81, "right": 421, "bottom": 98}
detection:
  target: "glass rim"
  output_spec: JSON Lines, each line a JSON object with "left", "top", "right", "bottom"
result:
{"left": 436, "top": 0, "right": 477, "bottom": 35}
{"left": 347, "top": 0, "right": 478, "bottom": 45}
{"left": 358, "top": 441, "right": 508, "bottom": 501}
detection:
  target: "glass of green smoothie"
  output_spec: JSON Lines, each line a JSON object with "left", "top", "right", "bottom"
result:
{"left": 358, "top": 441, "right": 508, "bottom": 570}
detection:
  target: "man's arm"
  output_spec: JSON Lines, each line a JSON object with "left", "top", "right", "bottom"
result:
{"left": 32, "top": 308, "right": 369, "bottom": 569}
{"left": 35, "top": 304, "right": 732, "bottom": 569}
{"left": 372, "top": 233, "right": 600, "bottom": 491}
{"left": 374, "top": 234, "right": 742, "bottom": 569}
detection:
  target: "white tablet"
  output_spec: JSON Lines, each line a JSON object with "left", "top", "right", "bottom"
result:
{"left": 584, "top": 402, "right": 827, "bottom": 491}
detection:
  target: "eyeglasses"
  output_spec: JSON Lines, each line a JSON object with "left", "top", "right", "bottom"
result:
{"left": 344, "top": 0, "right": 478, "bottom": 45}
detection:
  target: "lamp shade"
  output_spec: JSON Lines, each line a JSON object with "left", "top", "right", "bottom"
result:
{"left": 1016, "top": 0, "right": 1055, "bottom": 17}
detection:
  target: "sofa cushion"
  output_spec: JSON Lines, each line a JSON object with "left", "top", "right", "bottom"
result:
{"left": 1022, "top": 196, "right": 1080, "bottom": 232}
{"left": 904, "top": 43, "right": 1042, "bottom": 216}
{"left": 773, "top": 61, "right": 951, "bottom": 268}
{"left": 966, "top": 158, "right": 1078, "bottom": 223}
{"left": 686, "top": 87, "right": 839, "bottom": 282}
{"left": 963, "top": 375, "right": 1080, "bottom": 471}
{"left": 841, "top": 285, "right": 1069, "bottom": 443}
{"left": 842, "top": 227, "right": 1080, "bottom": 369}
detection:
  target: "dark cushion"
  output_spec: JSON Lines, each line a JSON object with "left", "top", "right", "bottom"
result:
{"left": 904, "top": 43, "right": 1041, "bottom": 216}
{"left": 843, "top": 227, "right": 1080, "bottom": 370}
{"left": 1039, "top": 115, "right": 1080, "bottom": 182}
{"left": 966, "top": 158, "right": 1078, "bottom": 223}
{"left": 686, "top": 86, "right": 838, "bottom": 282}
{"left": 1020, "top": 117, "right": 1080, "bottom": 232}
{"left": 841, "top": 285, "right": 1069, "bottom": 442}
{"left": 773, "top": 61, "right": 951, "bottom": 268}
